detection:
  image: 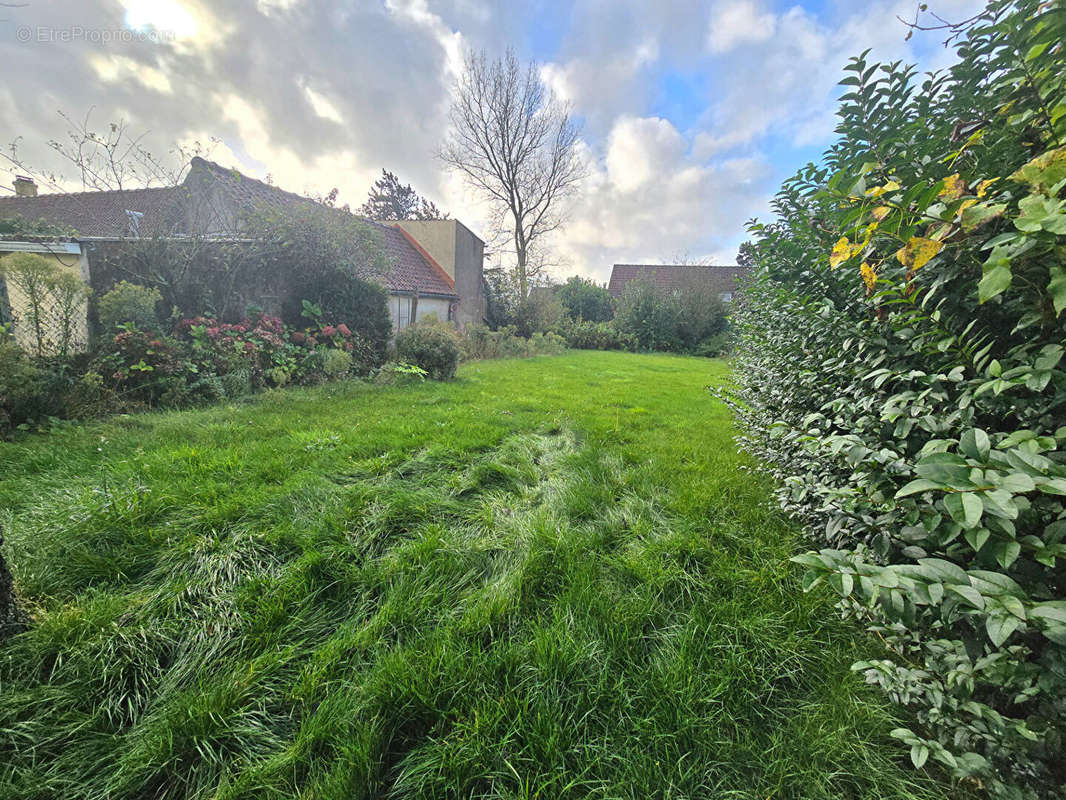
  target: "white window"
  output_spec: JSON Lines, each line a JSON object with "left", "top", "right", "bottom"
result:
{"left": 395, "top": 295, "right": 412, "bottom": 330}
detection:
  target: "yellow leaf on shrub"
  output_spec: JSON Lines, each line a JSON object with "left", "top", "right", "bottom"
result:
{"left": 860, "top": 262, "right": 878, "bottom": 292}
{"left": 866, "top": 180, "right": 901, "bottom": 198}
{"left": 896, "top": 237, "right": 943, "bottom": 271}
{"left": 940, "top": 173, "right": 967, "bottom": 199}
{"left": 929, "top": 223, "right": 954, "bottom": 242}
{"left": 1010, "top": 146, "right": 1066, "bottom": 194}
{"left": 830, "top": 236, "right": 853, "bottom": 269}
{"left": 961, "top": 201, "right": 1007, "bottom": 232}
{"left": 872, "top": 206, "right": 892, "bottom": 221}
{"left": 976, "top": 178, "right": 999, "bottom": 198}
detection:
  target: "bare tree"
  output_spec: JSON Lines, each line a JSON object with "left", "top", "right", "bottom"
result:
{"left": 3, "top": 108, "right": 213, "bottom": 194}
{"left": 441, "top": 48, "right": 585, "bottom": 297}
{"left": 896, "top": 2, "right": 986, "bottom": 45}
{"left": 669, "top": 250, "right": 720, "bottom": 266}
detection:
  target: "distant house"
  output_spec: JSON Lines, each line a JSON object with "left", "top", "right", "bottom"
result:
{"left": 607, "top": 264, "right": 750, "bottom": 303}
{"left": 0, "top": 158, "right": 487, "bottom": 347}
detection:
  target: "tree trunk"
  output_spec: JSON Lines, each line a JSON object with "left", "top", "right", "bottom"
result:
{"left": 0, "top": 525, "right": 28, "bottom": 641}
{"left": 516, "top": 243, "right": 528, "bottom": 298}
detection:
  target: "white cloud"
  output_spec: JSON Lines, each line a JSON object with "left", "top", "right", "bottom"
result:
{"left": 605, "top": 116, "right": 685, "bottom": 193}
{"left": 540, "top": 36, "right": 659, "bottom": 127}
{"left": 0, "top": 0, "right": 990, "bottom": 282}
{"left": 300, "top": 83, "right": 344, "bottom": 124}
{"left": 695, "top": 0, "right": 985, "bottom": 155}
{"left": 385, "top": 0, "right": 466, "bottom": 79}
{"left": 707, "top": 0, "right": 776, "bottom": 53}
{"left": 122, "top": 0, "right": 200, "bottom": 39}
{"left": 544, "top": 115, "right": 773, "bottom": 279}
{"left": 89, "top": 55, "right": 173, "bottom": 93}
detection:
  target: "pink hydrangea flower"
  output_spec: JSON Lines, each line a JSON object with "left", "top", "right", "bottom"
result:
{"left": 337, "top": 323, "right": 351, "bottom": 337}
{"left": 321, "top": 325, "right": 336, "bottom": 337}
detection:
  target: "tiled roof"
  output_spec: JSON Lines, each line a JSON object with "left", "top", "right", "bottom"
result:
{"left": 186, "top": 159, "right": 455, "bottom": 296}
{"left": 0, "top": 158, "right": 458, "bottom": 298}
{"left": 183, "top": 157, "right": 314, "bottom": 218}
{"left": 0, "top": 184, "right": 187, "bottom": 237}
{"left": 607, "top": 264, "right": 750, "bottom": 298}
{"left": 378, "top": 224, "right": 455, "bottom": 296}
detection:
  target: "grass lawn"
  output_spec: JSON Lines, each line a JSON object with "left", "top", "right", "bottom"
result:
{"left": 0, "top": 351, "right": 947, "bottom": 799}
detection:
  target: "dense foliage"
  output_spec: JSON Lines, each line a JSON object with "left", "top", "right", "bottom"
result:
{"left": 614, "top": 277, "right": 728, "bottom": 354}
{"left": 479, "top": 270, "right": 728, "bottom": 356}
{"left": 96, "top": 280, "right": 162, "bottom": 334}
{"left": 0, "top": 336, "right": 46, "bottom": 433}
{"left": 0, "top": 300, "right": 376, "bottom": 435}
{"left": 394, "top": 320, "right": 462, "bottom": 380}
{"left": 248, "top": 207, "right": 392, "bottom": 366}
{"left": 731, "top": 2, "right": 1066, "bottom": 795}
{"left": 357, "top": 168, "right": 447, "bottom": 220}
{"left": 556, "top": 319, "right": 637, "bottom": 352}
{"left": 0, "top": 253, "right": 90, "bottom": 358}
{"left": 557, "top": 276, "right": 614, "bottom": 322}
{"left": 456, "top": 324, "right": 567, "bottom": 360}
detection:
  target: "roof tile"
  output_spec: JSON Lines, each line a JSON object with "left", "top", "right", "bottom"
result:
{"left": 607, "top": 264, "right": 750, "bottom": 298}
{"left": 0, "top": 157, "right": 458, "bottom": 298}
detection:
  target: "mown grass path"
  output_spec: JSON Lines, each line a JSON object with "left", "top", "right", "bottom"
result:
{"left": 0, "top": 352, "right": 946, "bottom": 799}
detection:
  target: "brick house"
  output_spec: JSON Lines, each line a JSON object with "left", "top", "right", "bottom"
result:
{"left": 607, "top": 264, "right": 750, "bottom": 303}
{"left": 0, "top": 158, "right": 487, "bottom": 344}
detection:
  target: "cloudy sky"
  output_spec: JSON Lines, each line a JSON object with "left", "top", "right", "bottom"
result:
{"left": 0, "top": 0, "right": 984, "bottom": 281}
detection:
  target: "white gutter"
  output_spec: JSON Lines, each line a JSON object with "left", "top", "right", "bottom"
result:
{"left": 0, "top": 240, "right": 81, "bottom": 255}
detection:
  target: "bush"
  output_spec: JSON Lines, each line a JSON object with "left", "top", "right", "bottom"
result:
{"left": 0, "top": 253, "right": 91, "bottom": 358}
{"left": 612, "top": 277, "right": 730, "bottom": 353}
{"left": 319, "top": 348, "right": 353, "bottom": 378}
{"left": 528, "top": 331, "right": 566, "bottom": 356}
{"left": 0, "top": 337, "right": 43, "bottom": 436}
{"left": 558, "top": 320, "right": 636, "bottom": 352}
{"left": 283, "top": 274, "right": 391, "bottom": 368}
{"left": 512, "top": 290, "right": 566, "bottom": 338}
{"left": 394, "top": 322, "right": 460, "bottom": 380}
{"left": 178, "top": 313, "right": 319, "bottom": 389}
{"left": 219, "top": 368, "right": 253, "bottom": 399}
{"left": 96, "top": 281, "right": 162, "bottom": 334}
{"left": 93, "top": 327, "right": 194, "bottom": 407}
{"left": 676, "top": 286, "right": 728, "bottom": 351}
{"left": 557, "top": 276, "right": 614, "bottom": 322}
{"left": 613, "top": 278, "right": 682, "bottom": 352}
{"left": 457, "top": 324, "right": 567, "bottom": 361}
{"left": 692, "top": 331, "right": 732, "bottom": 358}
{"left": 372, "top": 360, "right": 429, "bottom": 385}
{"left": 729, "top": 2, "right": 1066, "bottom": 794}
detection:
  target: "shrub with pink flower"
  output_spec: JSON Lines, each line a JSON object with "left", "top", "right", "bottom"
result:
{"left": 171, "top": 304, "right": 378, "bottom": 388}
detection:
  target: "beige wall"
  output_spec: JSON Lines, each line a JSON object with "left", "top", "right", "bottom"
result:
{"left": 393, "top": 220, "right": 458, "bottom": 280}
{"left": 0, "top": 245, "right": 90, "bottom": 355}
{"left": 391, "top": 220, "right": 486, "bottom": 327}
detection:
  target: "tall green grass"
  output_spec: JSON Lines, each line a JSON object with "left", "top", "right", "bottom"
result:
{"left": 0, "top": 352, "right": 950, "bottom": 798}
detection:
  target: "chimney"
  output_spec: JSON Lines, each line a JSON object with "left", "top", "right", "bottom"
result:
{"left": 13, "top": 176, "right": 37, "bottom": 197}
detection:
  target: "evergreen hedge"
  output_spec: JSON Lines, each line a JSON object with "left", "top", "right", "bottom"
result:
{"left": 730, "top": 1, "right": 1066, "bottom": 795}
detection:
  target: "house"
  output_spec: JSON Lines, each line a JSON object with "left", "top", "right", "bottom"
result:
{"left": 607, "top": 264, "right": 750, "bottom": 303}
{"left": 0, "top": 158, "right": 486, "bottom": 348}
